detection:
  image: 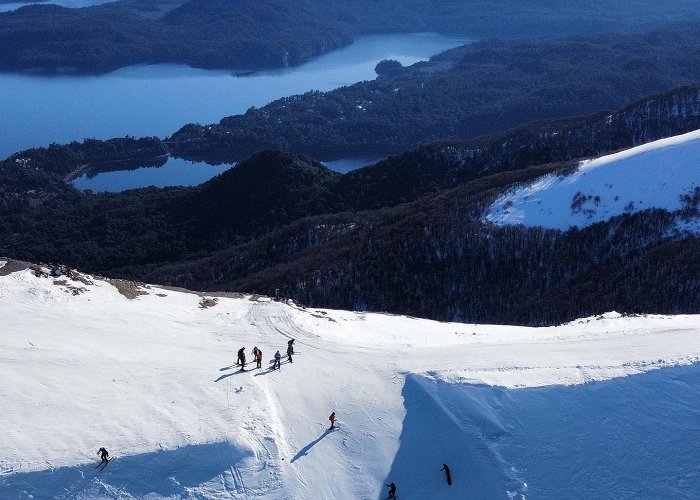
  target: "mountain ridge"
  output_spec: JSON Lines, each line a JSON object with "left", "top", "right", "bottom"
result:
{"left": 3, "top": 0, "right": 700, "bottom": 73}
{"left": 1, "top": 86, "right": 699, "bottom": 324}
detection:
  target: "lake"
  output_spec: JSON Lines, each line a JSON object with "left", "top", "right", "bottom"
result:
{"left": 71, "top": 156, "right": 386, "bottom": 192}
{"left": 1, "top": 32, "right": 471, "bottom": 190}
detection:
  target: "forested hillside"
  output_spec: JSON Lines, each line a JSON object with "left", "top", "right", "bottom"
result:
{"left": 170, "top": 25, "right": 700, "bottom": 162}
{"left": 1, "top": 86, "right": 699, "bottom": 324}
{"left": 1, "top": 0, "right": 700, "bottom": 72}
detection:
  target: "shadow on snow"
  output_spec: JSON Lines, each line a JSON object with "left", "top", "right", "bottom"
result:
{"left": 290, "top": 429, "right": 334, "bottom": 463}
{"left": 0, "top": 441, "right": 251, "bottom": 498}
{"left": 384, "top": 364, "right": 700, "bottom": 499}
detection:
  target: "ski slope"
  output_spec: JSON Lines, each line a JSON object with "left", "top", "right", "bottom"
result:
{"left": 485, "top": 129, "right": 700, "bottom": 230}
{"left": 1, "top": 264, "right": 699, "bottom": 499}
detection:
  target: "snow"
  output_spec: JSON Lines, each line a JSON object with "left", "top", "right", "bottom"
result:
{"left": 1, "top": 268, "right": 699, "bottom": 498}
{"left": 485, "top": 129, "right": 700, "bottom": 230}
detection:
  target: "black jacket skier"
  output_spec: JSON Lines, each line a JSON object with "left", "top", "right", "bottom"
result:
{"left": 440, "top": 463, "right": 452, "bottom": 485}
{"left": 237, "top": 347, "right": 246, "bottom": 368}
{"left": 386, "top": 481, "right": 397, "bottom": 498}
{"left": 286, "top": 343, "right": 293, "bottom": 363}
{"left": 98, "top": 447, "right": 109, "bottom": 463}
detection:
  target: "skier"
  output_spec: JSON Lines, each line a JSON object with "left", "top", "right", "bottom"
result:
{"left": 287, "top": 338, "right": 295, "bottom": 351}
{"left": 237, "top": 347, "right": 246, "bottom": 370}
{"left": 97, "top": 447, "right": 109, "bottom": 464}
{"left": 440, "top": 463, "right": 452, "bottom": 485}
{"left": 273, "top": 350, "right": 281, "bottom": 370}
{"left": 252, "top": 346, "right": 259, "bottom": 359}
{"left": 386, "top": 481, "right": 397, "bottom": 499}
{"left": 256, "top": 349, "right": 263, "bottom": 369}
{"left": 287, "top": 343, "right": 293, "bottom": 363}
{"left": 329, "top": 411, "right": 336, "bottom": 429}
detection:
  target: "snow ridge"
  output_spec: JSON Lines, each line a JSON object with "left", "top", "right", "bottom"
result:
{"left": 485, "top": 129, "right": 700, "bottom": 230}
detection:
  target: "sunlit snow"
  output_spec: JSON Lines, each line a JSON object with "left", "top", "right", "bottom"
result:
{"left": 1, "top": 267, "right": 699, "bottom": 498}
{"left": 485, "top": 130, "right": 700, "bottom": 230}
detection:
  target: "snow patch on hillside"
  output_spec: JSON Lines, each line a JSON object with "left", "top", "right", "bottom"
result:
{"left": 1, "top": 267, "right": 699, "bottom": 498}
{"left": 485, "top": 130, "right": 700, "bottom": 230}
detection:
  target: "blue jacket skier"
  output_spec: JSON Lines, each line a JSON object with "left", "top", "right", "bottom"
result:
{"left": 273, "top": 350, "right": 281, "bottom": 370}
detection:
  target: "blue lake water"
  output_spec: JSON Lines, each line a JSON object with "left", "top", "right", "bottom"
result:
{"left": 71, "top": 157, "right": 234, "bottom": 192}
{"left": 0, "top": 32, "right": 470, "bottom": 191}
{"left": 72, "top": 156, "right": 385, "bottom": 192}
{"left": 0, "top": 33, "right": 472, "bottom": 161}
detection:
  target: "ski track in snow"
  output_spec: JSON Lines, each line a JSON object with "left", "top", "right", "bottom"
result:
{"left": 0, "top": 268, "right": 699, "bottom": 498}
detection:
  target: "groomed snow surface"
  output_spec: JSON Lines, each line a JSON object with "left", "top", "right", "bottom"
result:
{"left": 485, "top": 130, "right": 700, "bottom": 230}
{"left": 1, "top": 269, "right": 699, "bottom": 499}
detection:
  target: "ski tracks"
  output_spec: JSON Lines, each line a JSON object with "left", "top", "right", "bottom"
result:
{"left": 239, "top": 370, "right": 296, "bottom": 498}
{"left": 248, "top": 303, "right": 318, "bottom": 346}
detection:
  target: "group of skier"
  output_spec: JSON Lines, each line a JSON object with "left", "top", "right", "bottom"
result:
{"left": 237, "top": 339, "right": 295, "bottom": 371}
{"left": 236, "top": 346, "right": 264, "bottom": 369}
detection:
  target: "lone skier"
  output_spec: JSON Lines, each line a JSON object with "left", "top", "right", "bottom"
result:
{"left": 329, "top": 412, "right": 336, "bottom": 429}
{"left": 440, "top": 463, "right": 452, "bottom": 485}
{"left": 286, "top": 343, "right": 293, "bottom": 363}
{"left": 256, "top": 349, "right": 263, "bottom": 369}
{"left": 237, "top": 347, "right": 246, "bottom": 370}
{"left": 273, "top": 350, "right": 281, "bottom": 370}
{"left": 386, "top": 481, "right": 397, "bottom": 499}
{"left": 97, "top": 447, "right": 109, "bottom": 464}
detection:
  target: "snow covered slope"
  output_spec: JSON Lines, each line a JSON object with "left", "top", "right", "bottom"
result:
{"left": 1, "top": 265, "right": 699, "bottom": 498}
{"left": 485, "top": 129, "right": 700, "bottom": 230}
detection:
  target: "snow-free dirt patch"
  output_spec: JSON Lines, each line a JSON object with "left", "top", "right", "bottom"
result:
{"left": 107, "top": 278, "right": 149, "bottom": 299}
{"left": 0, "top": 258, "right": 31, "bottom": 276}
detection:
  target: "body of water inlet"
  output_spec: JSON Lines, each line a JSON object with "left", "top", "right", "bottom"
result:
{"left": 71, "top": 157, "right": 233, "bottom": 192}
{"left": 72, "top": 156, "right": 387, "bottom": 192}
{"left": 0, "top": 33, "right": 472, "bottom": 160}
{"left": 2, "top": 32, "right": 471, "bottom": 190}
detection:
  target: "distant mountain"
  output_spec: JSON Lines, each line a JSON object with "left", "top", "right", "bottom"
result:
{"left": 2, "top": 0, "right": 700, "bottom": 73}
{"left": 146, "top": 147, "right": 700, "bottom": 325}
{"left": 2, "top": 86, "right": 699, "bottom": 324}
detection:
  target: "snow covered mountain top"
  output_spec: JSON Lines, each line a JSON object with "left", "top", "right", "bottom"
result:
{"left": 485, "top": 129, "right": 700, "bottom": 230}
{"left": 1, "top": 265, "right": 699, "bottom": 498}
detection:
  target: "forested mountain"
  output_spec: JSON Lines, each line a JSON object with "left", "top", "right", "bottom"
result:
{"left": 145, "top": 172, "right": 700, "bottom": 325}
{"left": 170, "top": 25, "right": 700, "bottom": 162}
{"left": 1, "top": 86, "right": 699, "bottom": 324}
{"left": 1, "top": 0, "right": 700, "bottom": 73}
